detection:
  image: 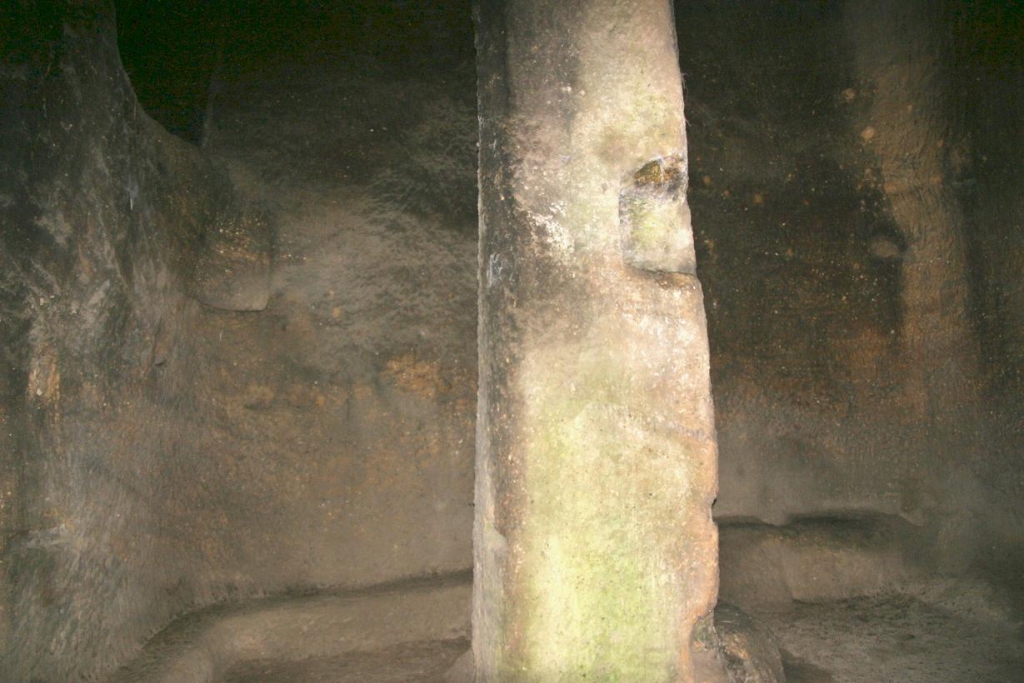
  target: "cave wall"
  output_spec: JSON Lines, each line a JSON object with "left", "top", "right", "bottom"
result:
{"left": 948, "top": 0, "right": 1024, "bottom": 569}
{"left": 955, "top": 2, "right": 1024, "bottom": 397}
{"left": 0, "top": 4, "right": 274, "bottom": 680}
{"left": 1, "top": 0, "right": 1022, "bottom": 680}
{"left": 165, "top": 68, "right": 479, "bottom": 599}
{"left": 3, "top": 2, "right": 480, "bottom": 680}
{"left": 677, "top": 0, "right": 1024, "bottom": 568}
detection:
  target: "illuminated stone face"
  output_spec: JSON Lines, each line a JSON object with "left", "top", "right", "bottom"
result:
{"left": 473, "top": 1, "right": 718, "bottom": 680}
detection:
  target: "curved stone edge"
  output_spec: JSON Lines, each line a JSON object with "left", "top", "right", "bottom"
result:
{"left": 692, "top": 603, "right": 786, "bottom": 683}
{"left": 718, "top": 513, "right": 936, "bottom": 608}
{"left": 105, "top": 572, "right": 472, "bottom": 683}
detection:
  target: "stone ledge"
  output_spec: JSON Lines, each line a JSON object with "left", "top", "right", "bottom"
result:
{"left": 106, "top": 572, "right": 471, "bottom": 683}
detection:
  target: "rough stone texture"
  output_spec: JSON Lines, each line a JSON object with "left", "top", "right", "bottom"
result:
{"left": 187, "top": 201, "right": 271, "bottom": 312}
{"left": 958, "top": 4, "right": 1024, "bottom": 396}
{"left": 0, "top": 4, "right": 252, "bottom": 680}
{"left": 181, "top": 42, "right": 479, "bottom": 598}
{"left": 718, "top": 515, "right": 931, "bottom": 609}
{"left": 473, "top": 1, "right": 718, "bottom": 680}
{"left": 759, "top": 582, "right": 1024, "bottom": 683}
{"left": 676, "top": 1, "right": 1024, "bottom": 572}
{"left": 692, "top": 603, "right": 785, "bottom": 683}
{"left": 106, "top": 573, "right": 471, "bottom": 683}
{"left": 2, "top": 1, "right": 1023, "bottom": 681}
{"left": 0, "top": 4, "right": 476, "bottom": 680}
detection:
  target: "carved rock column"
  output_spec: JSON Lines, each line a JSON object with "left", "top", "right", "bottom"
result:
{"left": 473, "top": 1, "right": 718, "bottom": 680}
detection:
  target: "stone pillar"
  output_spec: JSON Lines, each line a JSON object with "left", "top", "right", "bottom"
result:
{"left": 473, "top": 1, "right": 718, "bottom": 680}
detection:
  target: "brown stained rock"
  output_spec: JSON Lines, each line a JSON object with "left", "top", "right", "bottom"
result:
{"left": 0, "top": 5, "right": 276, "bottom": 679}
{"left": 188, "top": 205, "right": 272, "bottom": 312}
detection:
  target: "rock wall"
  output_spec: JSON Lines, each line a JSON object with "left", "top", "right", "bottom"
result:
{"left": 0, "top": 4, "right": 477, "bottom": 681}
{"left": 0, "top": 4, "right": 265, "bottom": 680}
{"left": 677, "top": 0, "right": 1024, "bottom": 567}
{"left": 1, "top": 1, "right": 1022, "bottom": 680}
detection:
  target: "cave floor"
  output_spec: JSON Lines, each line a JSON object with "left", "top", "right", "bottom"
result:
{"left": 221, "top": 639, "right": 468, "bottom": 683}
{"left": 128, "top": 560, "right": 1024, "bottom": 683}
{"left": 764, "top": 590, "right": 1024, "bottom": 683}
{"left": 112, "top": 521, "right": 1023, "bottom": 682}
